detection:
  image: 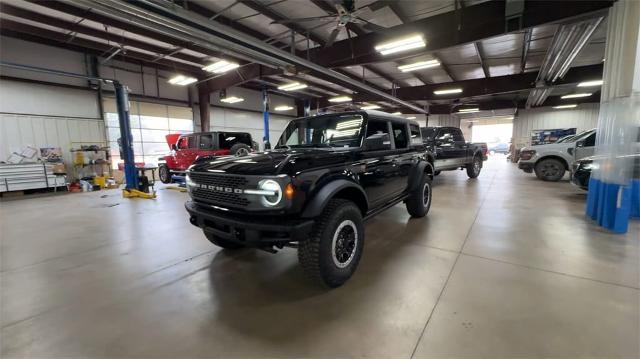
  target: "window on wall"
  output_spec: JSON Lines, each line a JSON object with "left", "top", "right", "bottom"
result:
{"left": 104, "top": 99, "right": 193, "bottom": 169}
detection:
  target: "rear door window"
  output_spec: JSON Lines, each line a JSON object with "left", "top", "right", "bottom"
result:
{"left": 365, "top": 119, "right": 390, "bottom": 137}
{"left": 219, "top": 133, "right": 252, "bottom": 148}
{"left": 199, "top": 134, "right": 214, "bottom": 149}
{"left": 452, "top": 128, "right": 465, "bottom": 142}
{"left": 392, "top": 122, "right": 408, "bottom": 149}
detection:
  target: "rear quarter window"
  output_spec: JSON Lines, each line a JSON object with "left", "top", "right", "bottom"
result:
{"left": 410, "top": 124, "right": 421, "bottom": 145}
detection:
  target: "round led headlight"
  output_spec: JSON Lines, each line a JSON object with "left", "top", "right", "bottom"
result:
{"left": 186, "top": 173, "right": 195, "bottom": 187}
{"left": 258, "top": 179, "right": 282, "bottom": 207}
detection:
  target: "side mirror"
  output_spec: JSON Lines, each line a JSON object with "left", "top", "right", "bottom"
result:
{"left": 576, "top": 140, "right": 585, "bottom": 148}
{"left": 364, "top": 133, "right": 391, "bottom": 151}
{"left": 171, "top": 143, "right": 178, "bottom": 151}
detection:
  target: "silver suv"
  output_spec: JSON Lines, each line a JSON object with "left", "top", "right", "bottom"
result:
{"left": 518, "top": 129, "right": 596, "bottom": 181}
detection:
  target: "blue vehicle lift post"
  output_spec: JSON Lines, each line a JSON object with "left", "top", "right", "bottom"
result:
{"left": 114, "top": 81, "right": 155, "bottom": 199}
{"left": 262, "top": 86, "right": 271, "bottom": 150}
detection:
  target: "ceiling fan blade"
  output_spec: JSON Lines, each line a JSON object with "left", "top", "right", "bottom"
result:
{"left": 270, "top": 16, "right": 335, "bottom": 25}
{"left": 354, "top": 17, "right": 386, "bottom": 32}
{"left": 326, "top": 27, "right": 341, "bottom": 47}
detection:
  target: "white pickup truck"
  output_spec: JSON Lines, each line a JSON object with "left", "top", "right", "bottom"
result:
{"left": 518, "top": 129, "right": 596, "bottom": 181}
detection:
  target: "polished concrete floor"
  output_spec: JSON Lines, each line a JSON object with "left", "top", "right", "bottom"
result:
{"left": 1, "top": 156, "right": 639, "bottom": 358}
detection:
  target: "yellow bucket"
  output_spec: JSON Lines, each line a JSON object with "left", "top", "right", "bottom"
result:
{"left": 93, "top": 176, "right": 106, "bottom": 188}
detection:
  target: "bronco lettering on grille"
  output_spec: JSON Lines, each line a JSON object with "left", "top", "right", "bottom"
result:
{"left": 195, "top": 183, "right": 244, "bottom": 194}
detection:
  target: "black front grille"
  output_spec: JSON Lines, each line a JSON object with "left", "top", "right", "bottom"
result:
{"left": 189, "top": 173, "right": 248, "bottom": 188}
{"left": 190, "top": 173, "right": 250, "bottom": 207}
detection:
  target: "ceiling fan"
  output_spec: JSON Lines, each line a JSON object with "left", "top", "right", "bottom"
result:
{"left": 269, "top": 0, "right": 386, "bottom": 47}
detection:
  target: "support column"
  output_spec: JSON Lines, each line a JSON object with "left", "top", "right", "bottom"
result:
{"left": 586, "top": 0, "right": 640, "bottom": 233}
{"left": 114, "top": 81, "right": 139, "bottom": 190}
{"left": 198, "top": 85, "right": 211, "bottom": 132}
{"left": 262, "top": 87, "right": 271, "bottom": 150}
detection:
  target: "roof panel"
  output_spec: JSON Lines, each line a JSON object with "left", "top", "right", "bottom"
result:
{"left": 481, "top": 33, "right": 523, "bottom": 58}
{"left": 452, "top": 64, "right": 485, "bottom": 81}
{"left": 486, "top": 58, "right": 519, "bottom": 77}
{"left": 436, "top": 43, "right": 478, "bottom": 65}
{"left": 396, "top": 0, "right": 455, "bottom": 22}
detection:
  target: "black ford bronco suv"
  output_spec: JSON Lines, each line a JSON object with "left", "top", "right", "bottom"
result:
{"left": 185, "top": 111, "right": 434, "bottom": 287}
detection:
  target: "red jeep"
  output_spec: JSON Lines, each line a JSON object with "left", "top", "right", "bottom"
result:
{"left": 158, "top": 131, "right": 253, "bottom": 183}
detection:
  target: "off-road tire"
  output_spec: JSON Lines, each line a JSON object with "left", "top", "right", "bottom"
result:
{"left": 204, "top": 231, "right": 244, "bottom": 249}
{"left": 466, "top": 155, "right": 482, "bottom": 178}
{"left": 406, "top": 175, "right": 432, "bottom": 218}
{"left": 230, "top": 143, "right": 251, "bottom": 157}
{"left": 158, "top": 164, "right": 172, "bottom": 184}
{"left": 534, "top": 158, "right": 565, "bottom": 182}
{"left": 298, "top": 199, "right": 364, "bottom": 288}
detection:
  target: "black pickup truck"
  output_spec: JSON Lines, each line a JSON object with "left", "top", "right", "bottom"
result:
{"left": 421, "top": 126, "right": 487, "bottom": 178}
{"left": 185, "top": 111, "right": 434, "bottom": 287}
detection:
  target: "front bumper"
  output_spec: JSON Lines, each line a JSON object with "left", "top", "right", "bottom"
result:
{"left": 518, "top": 161, "right": 535, "bottom": 173}
{"left": 185, "top": 200, "right": 314, "bottom": 245}
{"left": 571, "top": 170, "right": 590, "bottom": 190}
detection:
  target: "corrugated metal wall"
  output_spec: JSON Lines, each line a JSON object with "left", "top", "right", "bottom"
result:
{"left": 0, "top": 80, "right": 105, "bottom": 164}
{"left": 0, "top": 114, "right": 105, "bottom": 165}
{"left": 513, "top": 103, "right": 600, "bottom": 147}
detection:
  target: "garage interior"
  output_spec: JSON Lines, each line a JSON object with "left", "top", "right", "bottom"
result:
{"left": 1, "top": 0, "right": 638, "bottom": 358}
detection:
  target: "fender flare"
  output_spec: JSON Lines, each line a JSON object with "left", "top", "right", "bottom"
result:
{"left": 407, "top": 161, "right": 433, "bottom": 192}
{"left": 301, "top": 179, "right": 368, "bottom": 218}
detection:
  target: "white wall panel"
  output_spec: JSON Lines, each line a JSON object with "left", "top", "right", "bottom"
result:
{"left": 0, "top": 114, "right": 105, "bottom": 165}
{"left": 0, "top": 36, "right": 87, "bottom": 87}
{"left": 427, "top": 114, "right": 461, "bottom": 127}
{"left": 0, "top": 80, "right": 100, "bottom": 118}
{"left": 513, "top": 103, "right": 600, "bottom": 147}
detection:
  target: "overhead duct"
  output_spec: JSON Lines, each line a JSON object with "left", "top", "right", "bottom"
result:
{"left": 65, "top": 0, "right": 426, "bottom": 114}
{"left": 526, "top": 16, "right": 603, "bottom": 108}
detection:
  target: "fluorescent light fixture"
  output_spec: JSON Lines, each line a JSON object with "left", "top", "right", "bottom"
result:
{"left": 375, "top": 35, "right": 426, "bottom": 55}
{"left": 406, "top": 116, "right": 417, "bottom": 120}
{"left": 553, "top": 104, "right": 577, "bottom": 109}
{"left": 398, "top": 60, "right": 440, "bottom": 72}
{"left": 577, "top": 80, "right": 603, "bottom": 87}
{"left": 392, "top": 112, "right": 402, "bottom": 115}
{"left": 328, "top": 96, "right": 352, "bottom": 103}
{"left": 360, "top": 104, "right": 381, "bottom": 110}
{"left": 274, "top": 105, "right": 294, "bottom": 111}
{"left": 220, "top": 96, "right": 244, "bottom": 104}
{"left": 168, "top": 75, "right": 197, "bottom": 86}
{"left": 278, "top": 82, "right": 308, "bottom": 91}
{"left": 561, "top": 93, "right": 592, "bottom": 99}
{"left": 434, "top": 88, "right": 463, "bottom": 95}
{"left": 457, "top": 108, "right": 479, "bottom": 113}
{"left": 202, "top": 60, "right": 239, "bottom": 74}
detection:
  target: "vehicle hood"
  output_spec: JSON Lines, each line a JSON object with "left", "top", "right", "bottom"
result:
{"left": 521, "top": 142, "right": 572, "bottom": 152}
{"left": 188, "top": 148, "right": 353, "bottom": 176}
{"left": 165, "top": 134, "right": 182, "bottom": 149}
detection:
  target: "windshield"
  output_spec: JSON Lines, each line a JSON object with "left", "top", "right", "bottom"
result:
{"left": 570, "top": 129, "right": 595, "bottom": 142}
{"left": 556, "top": 134, "right": 575, "bottom": 143}
{"left": 276, "top": 114, "right": 365, "bottom": 149}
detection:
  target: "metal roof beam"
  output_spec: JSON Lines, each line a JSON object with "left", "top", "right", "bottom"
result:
{"left": 344, "top": 63, "right": 603, "bottom": 102}
{"left": 26, "top": 0, "right": 231, "bottom": 61}
{"left": 0, "top": 3, "right": 207, "bottom": 66}
{"left": 238, "top": 0, "right": 326, "bottom": 46}
{"left": 202, "top": 64, "right": 281, "bottom": 92}
{"left": 311, "top": 0, "right": 613, "bottom": 67}
{"left": 0, "top": 20, "right": 201, "bottom": 75}
{"left": 474, "top": 42, "right": 490, "bottom": 78}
